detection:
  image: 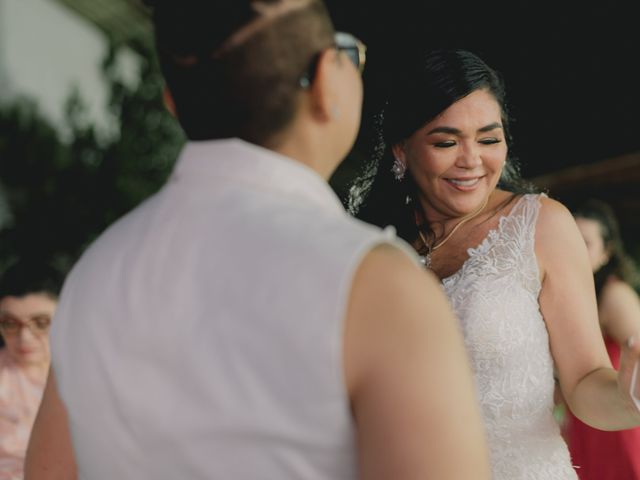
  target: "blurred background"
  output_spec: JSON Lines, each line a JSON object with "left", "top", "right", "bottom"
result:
{"left": 0, "top": 0, "right": 638, "bottom": 279}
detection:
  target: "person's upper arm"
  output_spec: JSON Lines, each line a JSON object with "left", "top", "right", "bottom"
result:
{"left": 600, "top": 279, "right": 640, "bottom": 346}
{"left": 24, "top": 367, "right": 77, "bottom": 480}
{"left": 536, "top": 197, "right": 612, "bottom": 409}
{"left": 344, "top": 244, "right": 490, "bottom": 480}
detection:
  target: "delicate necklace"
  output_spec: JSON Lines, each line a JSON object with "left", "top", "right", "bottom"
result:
{"left": 417, "top": 195, "right": 490, "bottom": 269}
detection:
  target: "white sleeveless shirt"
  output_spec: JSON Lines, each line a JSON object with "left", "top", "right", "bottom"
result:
{"left": 51, "top": 139, "right": 416, "bottom": 479}
{"left": 442, "top": 194, "right": 578, "bottom": 479}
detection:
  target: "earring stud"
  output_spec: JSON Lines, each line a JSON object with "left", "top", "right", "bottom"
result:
{"left": 391, "top": 157, "right": 406, "bottom": 181}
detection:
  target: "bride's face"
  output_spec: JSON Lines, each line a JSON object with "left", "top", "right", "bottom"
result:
{"left": 393, "top": 88, "right": 507, "bottom": 221}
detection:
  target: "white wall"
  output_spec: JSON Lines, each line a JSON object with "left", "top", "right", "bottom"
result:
{"left": 0, "top": 0, "right": 139, "bottom": 141}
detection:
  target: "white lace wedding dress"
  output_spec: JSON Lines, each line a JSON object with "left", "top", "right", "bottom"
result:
{"left": 442, "top": 194, "right": 578, "bottom": 479}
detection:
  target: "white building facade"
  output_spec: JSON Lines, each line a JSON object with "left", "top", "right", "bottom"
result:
{"left": 0, "top": 0, "right": 139, "bottom": 140}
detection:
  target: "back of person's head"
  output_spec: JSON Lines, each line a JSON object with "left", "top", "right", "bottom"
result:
{"left": 0, "top": 260, "right": 62, "bottom": 301}
{"left": 572, "top": 198, "right": 640, "bottom": 295}
{"left": 147, "top": 0, "right": 335, "bottom": 146}
{"left": 349, "top": 49, "right": 533, "bottom": 241}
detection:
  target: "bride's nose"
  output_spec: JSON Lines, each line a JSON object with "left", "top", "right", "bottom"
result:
{"left": 455, "top": 141, "right": 482, "bottom": 169}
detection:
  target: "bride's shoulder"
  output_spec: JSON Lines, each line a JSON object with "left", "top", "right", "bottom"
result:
{"left": 533, "top": 195, "right": 590, "bottom": 268}
{"left": 534, "top": 194, "right": 573, "bottom": 227}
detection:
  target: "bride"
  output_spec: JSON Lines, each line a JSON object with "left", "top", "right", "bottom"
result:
{"left": 350, "top": 48, "right": 640, "bottom": 479}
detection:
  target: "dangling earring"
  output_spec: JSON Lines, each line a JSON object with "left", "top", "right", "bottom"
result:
{"left": 391, "top": 157, "right": 406, "bottom": 181}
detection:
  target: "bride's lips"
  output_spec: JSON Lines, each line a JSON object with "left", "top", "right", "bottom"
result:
{"left": 443, "top": 175, "right": 485, "bottom": 191}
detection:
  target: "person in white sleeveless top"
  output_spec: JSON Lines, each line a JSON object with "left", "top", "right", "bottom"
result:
{"left": 350, "top": 49, "right": 640, "bottom": 479}
{"left": 24, "top": 4, "right": 491, "bottom": 479}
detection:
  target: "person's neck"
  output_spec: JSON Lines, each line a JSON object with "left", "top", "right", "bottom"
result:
{"left": 19, "top": 360, "right": 49, "bottom": 383}
{"left": 419, "top": 192, "right": 495, "bottom": 240}
{"left": 420, "top": 205, "right": 468, "bottom": 240}
{"left": 267, "top": 124, "right": 338, "bottom": 180}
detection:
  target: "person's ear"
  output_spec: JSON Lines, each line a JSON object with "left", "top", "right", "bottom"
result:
{"left": 306, "top": 48, "right": 341, "bottom": 122}
{"left": 391, "top": 143, "right": 407, "bottom": 165}
{"left": 163, "top": 85, "right": 177, "bottom": 117}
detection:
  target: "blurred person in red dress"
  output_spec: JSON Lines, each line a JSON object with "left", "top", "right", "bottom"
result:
{"left": 567, "top": 198, "right": 640, "bottom": 479}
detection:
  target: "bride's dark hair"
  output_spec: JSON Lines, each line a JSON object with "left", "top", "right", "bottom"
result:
{"left": 348, "top": 49, "right": 536, "bottom": 244}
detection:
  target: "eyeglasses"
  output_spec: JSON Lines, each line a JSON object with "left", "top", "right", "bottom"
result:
{"left": 299, "top": 31, "right": 367, "bottom": 88}
{"left": 335, "top": 32, "right": 367, "bottom": 74}
{"left": 0, "top": 313, "right": 51, "bottom": 336}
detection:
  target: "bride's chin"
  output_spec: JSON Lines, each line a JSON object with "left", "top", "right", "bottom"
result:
{"left": 444, "top": 195, "right": 488, "bottom": 212}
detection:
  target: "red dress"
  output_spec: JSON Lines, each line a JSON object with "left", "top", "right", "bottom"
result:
{"left": 566, "top": 336, "right": 640, "bottom": 479}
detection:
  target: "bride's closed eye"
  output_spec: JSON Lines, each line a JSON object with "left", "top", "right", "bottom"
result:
{"left": 478, "top": 138, "right": 502, "bottom": 145}
{"left": 433, "top": 140, "right": 457, "bottom": 148}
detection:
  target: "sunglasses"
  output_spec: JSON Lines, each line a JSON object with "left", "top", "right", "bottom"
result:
{"left": 299, "top": 31, "right": 367, "bottom": 88}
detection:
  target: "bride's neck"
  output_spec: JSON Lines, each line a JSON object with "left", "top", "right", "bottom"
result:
{"left": 419, "top": 196, "right": 493, "bottom": 240}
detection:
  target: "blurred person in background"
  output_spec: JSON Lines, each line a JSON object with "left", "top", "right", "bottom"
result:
{"left": 0, "top": 262, "right": 60, "bottom": 480}
{"left": 565, "top": 198, "right": 640, "bottom": 479}
{"left": 25, "top": 1, "right": 490, "bottom": 479}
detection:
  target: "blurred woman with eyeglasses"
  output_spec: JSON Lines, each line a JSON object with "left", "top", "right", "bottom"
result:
{"left": 0, "top": 261, "right": 60, "bottom": 480}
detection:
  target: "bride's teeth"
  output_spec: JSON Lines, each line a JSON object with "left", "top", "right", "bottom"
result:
{"left": 449, "top": 178, "right": 478, "bottom": 186}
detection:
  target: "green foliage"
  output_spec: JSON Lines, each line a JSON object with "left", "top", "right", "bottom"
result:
{"left": 0, "top": 43, "right": 185, "bottom": 278}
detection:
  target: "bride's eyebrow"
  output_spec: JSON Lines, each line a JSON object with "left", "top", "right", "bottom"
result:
{"left": 426, "top": 126, "right": 460, "bottom": 135}
{"left": 426, "top": 122, "right": 503, "bottom": 136}
{"left": 478, "top": 122, "right": 503, "bottom": 133}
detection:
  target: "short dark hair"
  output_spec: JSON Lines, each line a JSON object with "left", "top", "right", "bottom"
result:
{"left": 572, "top": 198, "right": 640, "bottom": 296}
{"left": 149, "top": 0, "right": 335, "bottom": 145}
{"left": 0, "top": 260, "right": 63, "bottom": 300}
{"left": 348, "top": 49, "right": 536, "bottom": 244}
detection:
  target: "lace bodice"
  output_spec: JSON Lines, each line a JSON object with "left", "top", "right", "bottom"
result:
{"left": 442, "top": 194, "right": 577, "bottom": 480}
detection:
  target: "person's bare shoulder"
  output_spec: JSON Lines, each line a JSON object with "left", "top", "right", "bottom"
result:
{"left": 344, "top": 241, "right": 442, "bottom": 395}
{"left": 601, "top": 277, "right": 639, "bottom": 305}
{"left": 343, "top": 243, "right": 491, "bottom": 479}
{"left": 351, "top": 242, "right": 439, "bottom": 302}
{"left": 344, "top": 243, "right": 450, "bottom": 391}
{"left": 535, "top": 196, "right": 588, "bottom": 279}
{"left": 536, "top": 195, "right": 576, "bottom": 238}
{"left": 345, "top": 243, "right": 450, "bottom": 376}
{"left": 599, "top": 277, "right": 640, "bottom": 343}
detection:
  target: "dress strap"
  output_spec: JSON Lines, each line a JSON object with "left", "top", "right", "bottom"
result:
{"left": 508, "top": 193, "right": 545, "bottom": 231}
{"left": 507, "top": 193, "right": 544, "bottom": 293}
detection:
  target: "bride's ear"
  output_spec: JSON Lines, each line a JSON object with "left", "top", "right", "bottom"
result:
{"left": 391, "top": 143, "right": 406, "bottom": 164}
